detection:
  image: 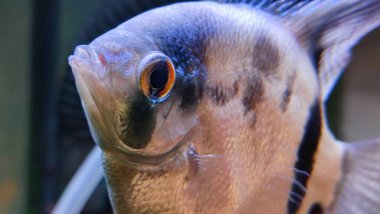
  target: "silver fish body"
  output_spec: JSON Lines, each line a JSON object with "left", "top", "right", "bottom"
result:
{"left": 68, "top": 1, "right": 380, "bottom": 213}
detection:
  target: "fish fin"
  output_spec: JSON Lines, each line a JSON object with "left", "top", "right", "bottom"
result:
{"left": 281, "top": 0, "right": 380, "bottom": 102}
{"left": 224, "top": 0, "right": 380, "bottom": 101}
{"left": 329, "top": 138, "right": 380, "bottom": 214}
{"left": 222, "top": 0, "right": 317, "bottom": 15}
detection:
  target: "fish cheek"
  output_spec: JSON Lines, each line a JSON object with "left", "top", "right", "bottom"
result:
{"left": 117, "top": 92, "right": 156, "bottom": 149}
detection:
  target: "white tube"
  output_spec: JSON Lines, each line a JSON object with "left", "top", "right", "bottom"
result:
{"left": 52, "top": 146, "right": 103, "bottom": 214}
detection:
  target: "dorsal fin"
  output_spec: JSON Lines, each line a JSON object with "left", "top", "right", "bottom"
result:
{"left": 225, "top": 0, "right": 313, "bottom": 16}
{"left": 223, "top": 0, "right": 380, "bottom": 102}
{"left": 284, "top": 0, "right": 380, "bottom": 102}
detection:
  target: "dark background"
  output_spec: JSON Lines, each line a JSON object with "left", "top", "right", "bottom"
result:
{"left": 0, "top": 0, "right": 379, "bottom": 213}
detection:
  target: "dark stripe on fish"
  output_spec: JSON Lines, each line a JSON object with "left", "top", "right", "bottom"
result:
{"left": 205, "top": 80, "right": 239, "bottom": 106}
{"left": 241, "top": 35, "right": 278, "bottom": 115}
{"left": 287, "top": 100, "right": 322, "bottom": 214}
{"left": 242, "top": 76, "right": 264, "bottom": 115}
{"left": 158, "top": 27, "right": 209, "bottom": 111}
{"left": 118, "top": 91, "right": 156, "bottom": 149}
{"left": 178, "top": 69, "right": 205, "bottom": 110}
{"left": 308, "top": 203, "right": 324, "bottom": 214}
{"left": 252, "top": 35, "right": 280, "bottom": 76}
{"left": 280, "top": 73, "right": 296, "bottom": 112}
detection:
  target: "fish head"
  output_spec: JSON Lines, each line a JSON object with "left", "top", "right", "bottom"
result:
{"left": 68, "top": 17, "right": 226, "bottom": 211}
{"left": 69, "top": 31, "right": 201, "bottom": 159}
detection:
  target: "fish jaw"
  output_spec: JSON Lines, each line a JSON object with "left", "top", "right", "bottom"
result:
{"left": 68, "top": 42, "right": 203, "bottom": 159}
{"left": 68, "top": 45, "right": 107, "bottom": 120}
{"left": 68, "top": 45, "right": 121, "bottom": 151}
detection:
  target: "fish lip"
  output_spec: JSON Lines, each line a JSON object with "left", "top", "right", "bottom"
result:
{"left": 68, "top": 45, "right": 107, "bottom": 81}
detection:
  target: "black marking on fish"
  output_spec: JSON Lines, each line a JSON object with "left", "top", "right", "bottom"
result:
{"left": 176, "top": 59, "right": 206, "bottom": 111}
{"left": 252, "top": 35, "right": 280, "bottom": 75}
{"left": 287, "top": 100, "right": 322, "bottom": 214}
{"left": 308, "top": 46, "right": 323, "bottom": 72}
{"left": 205, "top": 80, "right": 239, "bottom": 105}
{"left": 157, "top": 23, "right": 209, "bottom": 111}
{"left": 249, "top": 112, "right": 257, "bottom": 128}
{"left": 280, "top": 73, "right": 296, "bottom": 112}
{"left": 241, "top": 76, "right": 264, "bottom": 115}
{"left": 119, "top": 91, "right": 156, "bottom": 149}
{"left": 307, "top": 203, "right": 324, "bottom": 214}
{"left": 178, "top": 70, "right": 205, "bottom": 110}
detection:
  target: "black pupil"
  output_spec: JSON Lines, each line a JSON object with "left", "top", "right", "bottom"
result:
{"left": 149, "top": 63, "right": 168, "bottom": 89}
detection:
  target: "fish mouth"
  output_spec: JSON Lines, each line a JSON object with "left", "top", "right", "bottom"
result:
{"left": 68, "top": 47, "right": 101, "bottom": 121}
{"left": 68, "top": 45, "right": 121, "bottom": 148}
{"left": 68, "top": 45, "right": 107, "bottom": 104}
{"left": 69, "top": 45, "right": 107, "bottom": 81}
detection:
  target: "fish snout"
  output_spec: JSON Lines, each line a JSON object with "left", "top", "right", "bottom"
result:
{"left": 68, "top": 45, "right": 107, "bottom": 81}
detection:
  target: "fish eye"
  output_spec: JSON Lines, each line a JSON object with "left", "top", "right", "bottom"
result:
{"left": 139, "top": 52, "right": 175, "bottom": 102}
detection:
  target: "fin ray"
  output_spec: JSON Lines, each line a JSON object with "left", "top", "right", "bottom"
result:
{"left": 330, "top": 139, "right": 380, "bottom": 214}
{"left": 223, "top": 0, "right": 380, "bottom": 101}
{"left": 285, "top": 0, "right": 380, "bottom": 102}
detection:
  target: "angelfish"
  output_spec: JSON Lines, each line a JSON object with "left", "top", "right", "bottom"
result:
{"left": 68, "top": 0, "right": 380, "bottom": 213}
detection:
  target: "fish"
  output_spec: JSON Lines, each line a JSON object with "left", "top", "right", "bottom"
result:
{"left": 67, "top": 0, "right": 380, "bottom": 213}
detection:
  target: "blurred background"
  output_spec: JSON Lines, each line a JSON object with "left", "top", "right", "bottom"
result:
{"left": 0, "top": 0, "right": 379, "bottom": 213}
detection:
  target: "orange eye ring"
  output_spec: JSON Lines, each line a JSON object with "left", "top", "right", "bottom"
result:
{"left": 139, "top": 52, "right": 176, "bottom": 102}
